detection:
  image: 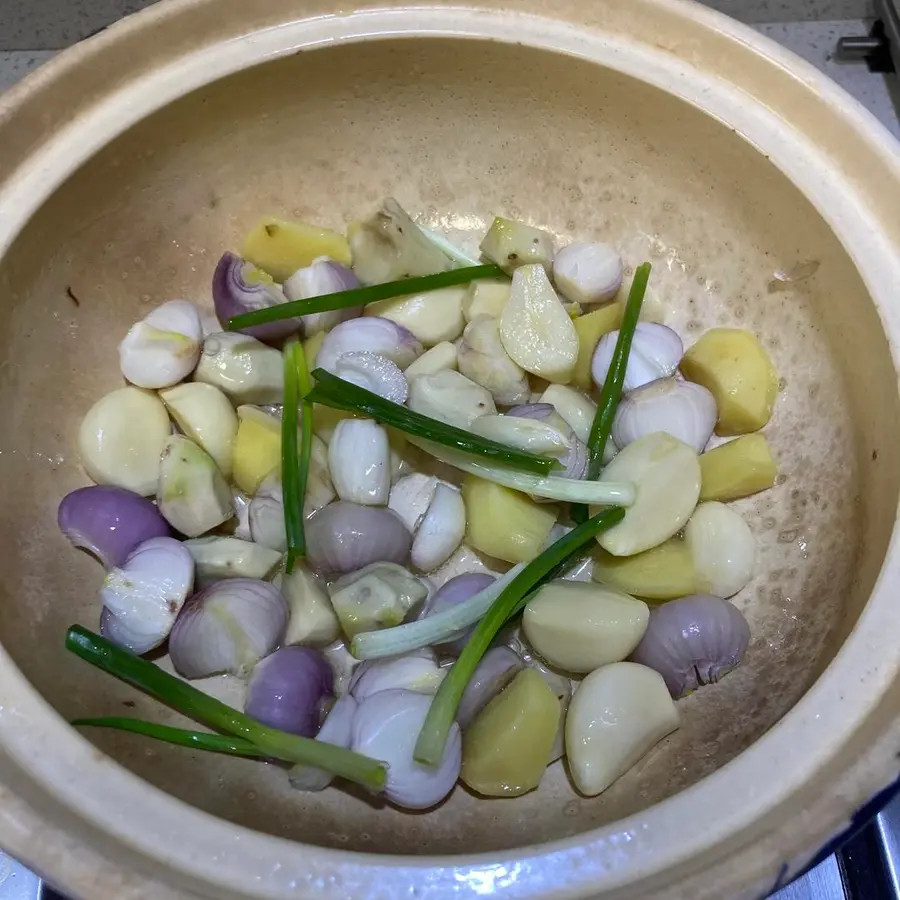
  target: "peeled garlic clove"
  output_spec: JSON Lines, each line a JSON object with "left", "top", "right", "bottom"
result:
{"left": 100, "top": 536, "right": 194, "bottom": 654}
{"left": 499, "top": 265, "right": 578, "bottom": 383}
{"left": 470, "top": 414, "right": 570, "bottom": 456}
{"left": 328, "top": 562, "right": 427, "bottom": 637}
{"left": 280, "top": 564, "right": 341, "bottom": 647}
{"left": 592, "top": 322, "right": 683, "bottom": 393}
{"left": 78, "top": 388, "right": 171, "bottom": 497}
{"left": 523, "top": 581, "right": 648, "bottom": 674}
{"left": 404, "top": 341, "right": 458, "bottom": 379}
{"left": 193, "top": 332, "right": 283, "bottom": 405}
{"left": 553, "top": 242, "right": 623, "bottom": 306}
{"left": 479, "top": 217, "right": 554, "bottom": 274}
{"left": 289, "top": 694, "right": 358, "bottom": 792}
{"left": 305, "top": 435, "right": 336, "bottom": 517}
{"left": 538, "top": 384, "right": 596, "bottom": 445}
{"left": 119, "top": 300, "right": 203, "bottom": 389}
{"left": 183, "top": 535, "right": 281, "bottom": 587}
{"left": 456, "top": 315, "right": 530, "bottom": 406}
{"left": 365, "top": 287, "right": 467, "bottom": 347}
{"left": 389, "top": 473, "right": 439, "bottom": 533}
{"left": 248, "top": 476, "right": 286, "bottom": 551}
{"left": 462, "top": 279, "right": 511, "bottom": 322}
{"left": 595, "top": 432, "right": 700, "bottom": 557}
{"left": 684, "top": 501, "right": 755, "bottom": 597}
{"left": 411, "top": 483, "right": 466, "bottom": 572}
{"left": 350, "top": 649, "right": 446, "bottom": 701}
{"left": 317, "top": 317, "right": 423, "bottom": 374}
{"left": 407, "top": 370, "right": 496, "bottom": 429}
{"left": 352, "top": 689, "right": 461, "bottom": 810}
{"left": 503, "top": 403, "right": 587, "bottom": 480}
{"left": 159, "top": 382, "right": 238, "bottom": 479}
{"left": 612, "top": 378, "right": 717, "bottom": 454}
{"left": 327, "top": 418, "right": 391, "bottom": 506}
{"left": 566, "top": 662, "right": 679, "bottom": 796}
{"left": 156, "top": 436, "right": 233, "bottom": 537}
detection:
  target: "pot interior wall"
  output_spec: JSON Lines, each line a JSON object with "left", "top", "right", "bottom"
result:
{"left": 0, "top": 36, "right": 894, "bottom": 854}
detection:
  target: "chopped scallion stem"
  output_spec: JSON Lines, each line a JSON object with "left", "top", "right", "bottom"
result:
{"left": 282, "top": 341, "right": 304, "bottom": 572}
{"left": 307, "top": 369, "right": 557, "bottom": 475}
{"left": 65, "top": 626, "right": 387, "bottom": 792}
{"left": 413, "top": 507, "right": 625, "bottom": 766}
{"left": 73, "top": 717, "right": 263, "bottom": 758}
{"left": 586, "top": 263, "right": 652, "bottom": 480}
{"left": 227, "top": 265, "right": 505, "bottom": 331}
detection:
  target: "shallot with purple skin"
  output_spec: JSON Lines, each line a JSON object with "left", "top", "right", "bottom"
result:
{"left": 629, "top": 594, "right": 750, "bottom": 698}
{"left": 418, "top": 573, "right": 496, "bottom": 656}
{"left": 283, "top": 258, "right": 362, "bottom": 335}
{"left": 245, "top": 646, "right": 334, "bottom": 736}
{"left": 316, "top": 317, "right": 423, "bottom": 374}
{"left": 212, "top": 251, "right": 301, "bottom": 343}
{"left": 58, "top": 485, "right": 170, "bottom": 569}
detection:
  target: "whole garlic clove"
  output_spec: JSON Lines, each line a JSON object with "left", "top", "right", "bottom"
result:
{"left": 159, "top": 382, "right": 238, "bottom": 479}
{"left": 594, "top": 432, "right": 700, "bottom": 557}
{"left": 327, "top": 419, "right": 391, "bottom": 506}
{"left": 365, "top": 287, "right": 467, "bottom": 348}
{"left": 684, "top": 501, "right": 755, "bottom": 598}
{"left": 193, "top": 332, "right": 284, "bottom": 405}
{"left": 592, "top": 322, "right": 683, "bottom": 393}
{"left": 470, "top": 414, "right": 570, "bottom": 456}
{"left": 389, "top": 473, "right": 439, "bottom": 533}
{"left": 119, "top": 300, "right": 203, "bottom": 389}
{"left": 565, "top": 662, "right": 679, "bottom": 796}
{"left": 539, "top": 384, "right": 598, "bottom": 445}
{"left": 499, "top": 265, "right": 578, "bottom": 384}
{"left": 407, "top": 370, "right": 496, "bottom": 430}
{"left": 612, "top": 377, "right": 717, "bottom": 454}
{"left": 351, "top": 689, "right": 461, "bottom": 810}
{"left": 411, "top": 482, "right": 466, "bottom": 572}
{"left": 456, "top": 315, "right": 531, "bottom": 406}
{"left": 333, "top": 351, "right": 409, "bottom": 404}
{"left": 157, "top": 436, "right": 234, "bottom": 537}
{"left": 404, "top": 341, "right": 458, "bottom": 379}
{"left": 553, "top": 242, "right": 623, "bottom": 306}
{"left": 78, "top": 387, "right": 171, "bottom": 496}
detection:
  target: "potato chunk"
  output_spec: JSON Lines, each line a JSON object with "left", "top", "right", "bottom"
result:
{"left": 699, "top": 433, "right": 777, "bottom": 501}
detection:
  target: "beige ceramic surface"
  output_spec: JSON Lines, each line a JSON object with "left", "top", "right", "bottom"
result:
{"left": 0, "top": 0, "right": 899, "bottom": 898}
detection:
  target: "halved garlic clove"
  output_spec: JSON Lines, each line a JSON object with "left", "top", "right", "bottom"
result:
{"left": 684, "top": 501, "right": 755, "bottom": 597}
{"left": 328, "top": 418, "right": 391, "bottom": 506}
{"left": 389, "top": 473, "right": 439, "bottom": 533}
{"left": 159, "top": 382, "right": 238, "bottom": 479}
{"left": 499, "top": 264, "right": 578, "bottom": 384}
{"left": 592, "top": 322, "right": 683, "bottom": 393}
{"left": 565, "top": 662, "right": 679, "bottom": 796}
{"left": 316, "top": 317, "right": 423, "bottom": 374}
{"left": 100, "top": 536, "right": 194, "bottom": 654}
{"left": 365, "top": 286, "right": 467, "bottom": 347}
{"left": 184, "top": 535, "right": 282, "bottom": 587}
{"left": 456, "top": 316, "right": 531, "bottom": 406}
{"left": 553, "top": 242, "right": 623, "bottom": 306}
{"left": 333, "top": 351, "right": 409, "bottom": 404}
{"left": 119, "top": 300, "right": 203, "bottom": 389}
{"left": 411, "top": 483, "right": 466, "bottom": 572}
{"left": 78, "top": 387, "right": 171, "bottom": 496}
{"left": 157, "top": 436, "right": 234, "bottom": 537}
{"left": 612, "top": 377, "right": 717, "bottom": 454}
{"left": 539, "top": 384, "right": 598, "bottom": 445}
{"left": 404, "top": 341, "right": 458, "bottom": 379}
{"left": 594, "top": 432, "right": 700, "bottom": 557}
{"left": 193, "top": 332, "right": 284, "bottom": 405}
{"left": 407, "top": 370, "right": 496, "bottom": 429}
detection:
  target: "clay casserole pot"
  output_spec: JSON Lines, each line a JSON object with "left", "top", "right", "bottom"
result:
{"left": 0, "top": 0, "right": 899, "bottom": 897}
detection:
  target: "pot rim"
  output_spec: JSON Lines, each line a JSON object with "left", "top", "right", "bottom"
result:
{"left": 1, "top": 2, "right": 899, "bottom": 898}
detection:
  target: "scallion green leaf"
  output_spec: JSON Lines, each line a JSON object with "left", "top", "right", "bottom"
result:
{"left": 307, "top": 369, "right": 557, "bottom": 476}
{"left": 413, "top": 507, "right": 625, "bottom": 766}
{"left": 65, "top": 626, "right": 387, "bottom": 792}
{"left": 227, "top": 265, "right": 505, "bottom": 331}
{"left": 72, "top": 717, "right": 263, "bottom": 758}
